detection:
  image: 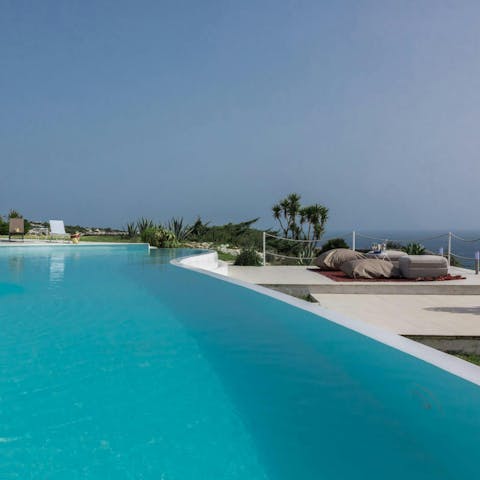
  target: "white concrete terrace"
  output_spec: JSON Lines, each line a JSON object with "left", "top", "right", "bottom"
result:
{"left": 227, "top": 265, "right": 480, "bottom": 294}
{"left": 227, "top": 264, "right": 480, "bottom": 338}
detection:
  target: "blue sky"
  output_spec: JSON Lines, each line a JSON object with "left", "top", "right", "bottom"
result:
{"left": 1, "top": 1, "right": 479, "bottom": 230}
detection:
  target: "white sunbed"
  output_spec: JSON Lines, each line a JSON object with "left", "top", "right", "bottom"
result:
{"left": 49, "top": 220, "right": 70, "bottom": 243}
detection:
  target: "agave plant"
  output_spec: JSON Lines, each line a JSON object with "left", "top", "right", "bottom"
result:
{"left": 402, "top": 242, "right": 426, "bottom": 255}
{"left": 125, "top": 222, "right": 137, "bottom": 238}
{"left": 165, "top": 217, "right": 193, "bottom": 242}
{"left": 136, "top": 217, "right": 155, "bottom": 236}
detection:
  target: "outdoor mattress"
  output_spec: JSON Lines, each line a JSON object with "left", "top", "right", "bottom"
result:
{"left": 341, "top": 258, "right": 399, "bottom": 279}
{"left": 399, "top": 255, "right": 448, "bottom": 279}
{"left": 315, "top": 249, "right": 366, "bottom": 271}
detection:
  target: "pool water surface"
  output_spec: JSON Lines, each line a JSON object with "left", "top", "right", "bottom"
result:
{"left": 0, "top": 245, "right": 479, "bottom": 479}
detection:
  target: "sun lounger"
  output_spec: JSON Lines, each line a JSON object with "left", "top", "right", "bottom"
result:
{"left": 9, "top": 218, "right": 25, "bottom": 241}
{"left": 49, "top": 220, "right": 70, "bottom": 242}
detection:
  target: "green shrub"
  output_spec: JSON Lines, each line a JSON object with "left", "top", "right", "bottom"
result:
{"left": 8, "top": 209, "right": 21, "bottom": 219}
{"left": 140, "top": 226, "right": 157, "bottom": 245}
{"left": 216, "top": 251, "right": 236, "bottom": 262}
{"left": 234, "top": 247, "right": 262, "bottom": 266}
{"left": 449, "top": 255, "right": 463, "bottom": 267}
{"left": 0, "top": 217, "right": 7, "bottom": 235}
{"left": 141, "top": 225, "right": 179, "bottom": 248}
{"left": 154, "top": 226, "right": 179, "bottom": 248}
{"left": 65, "top": 224, "right": 88, "bottom": 234}
{"left": 386, "top": 241, "right": 404, "bottom": 250}
{"left": 318, "top": 238, "right": 349, "bottom": 254}
{"left": 189, "top": 217, "right": 263, "bottom": 248}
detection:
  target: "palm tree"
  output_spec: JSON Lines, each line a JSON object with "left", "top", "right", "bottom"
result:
{"left": 272, "top": 193, "right": 329, "bottom": 263}
{"left": 272, "top": 204, "right": 287, "bottom": 237}
{"left": 272, "top": 193, "right": 302, "bottom": 239}
{"left": 300, "top": 204, "right": 328, "bottom": 241}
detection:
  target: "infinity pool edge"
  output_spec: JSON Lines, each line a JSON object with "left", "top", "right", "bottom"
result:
{"left": 172, "top": 250, "right": 480, "bottom": 387}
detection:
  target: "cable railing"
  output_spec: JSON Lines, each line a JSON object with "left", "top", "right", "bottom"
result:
{"left": 261, "top": 230, "right": 480, "bottom": 270}
{"left": 355, "top": 232, "right": 449, "bottom": 243}
{"left": 451, "top": 233, "right": 480, "bottom": 243}
{"left": 264, "top": 232, "right": 353, "bottom": 243}
{"left": 264, "top": 232, "right": 320, "bottom": 243}
{"left": 451, "top": 253, "right": 476, "bottom": 260}
{"left": 263, "top": 231, "right": 353, "bottom": 265}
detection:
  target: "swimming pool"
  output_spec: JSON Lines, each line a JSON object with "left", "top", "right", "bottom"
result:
{"left": 0, "top": 245, "right": 479, "bottom": 479}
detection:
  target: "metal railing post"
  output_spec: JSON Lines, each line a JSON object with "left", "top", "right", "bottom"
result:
{"left": 262, "top": 231, "right": 266, "bottom": 266}
{"left": 447, "top": 231, "right": 452, "bottom": 266}
{"left": 352, "top": 230, "right": 356, "bottom": 251}
{"left": 476, "top": 251, "right": 479, "bottom": 275}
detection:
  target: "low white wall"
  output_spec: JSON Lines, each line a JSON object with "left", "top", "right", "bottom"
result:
{"left": 178, "top": 250, "right": 228, "bottom": 276}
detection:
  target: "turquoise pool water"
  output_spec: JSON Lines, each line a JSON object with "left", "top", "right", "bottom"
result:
{"left": 0, "top": 245, "right": 479, "bottom": 479}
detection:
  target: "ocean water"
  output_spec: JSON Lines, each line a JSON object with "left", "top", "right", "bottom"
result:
{"left": 1, "top": 245, "right": 480, "bottom": 479}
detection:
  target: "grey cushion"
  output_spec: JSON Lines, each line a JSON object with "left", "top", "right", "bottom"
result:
{"left": 366, "top": 250, "right": 407, "bottom": 262}
{"left": 385, "top": 250, "right": 408, "bottom": 261}
{"left": 365, "top": 249, "right": 408, "bottom": 268}
{"left": 399, "top": 255, "right": 448, "bottom": 279}
{"left": 341, "top": 258, "right": 399, "bottom": 279}
{"left": 315, "top": 249, "right": 366, "bottom": 270}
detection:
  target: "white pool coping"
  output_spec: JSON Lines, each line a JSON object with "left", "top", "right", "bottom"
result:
{"left": 172, "top": 250, "right": 480, "bottom": 387}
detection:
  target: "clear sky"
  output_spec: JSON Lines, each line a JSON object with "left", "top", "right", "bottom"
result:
{"left": 1, "top": 1, "right": 479, "bottom": 230}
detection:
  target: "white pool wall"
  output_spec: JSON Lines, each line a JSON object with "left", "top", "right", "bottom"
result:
{"left": 178, "top": 250, "right": 229, "bottom": 276}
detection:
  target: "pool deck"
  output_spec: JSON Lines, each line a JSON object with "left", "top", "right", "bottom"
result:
{"left": 311, "top": 294, "right": 480, "bottom": 336}
{"left": 228, "top": 265, "right": 480, "bottom": 338}
{"left": 228, "top": 265, "right": 480, "bottom": 293}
